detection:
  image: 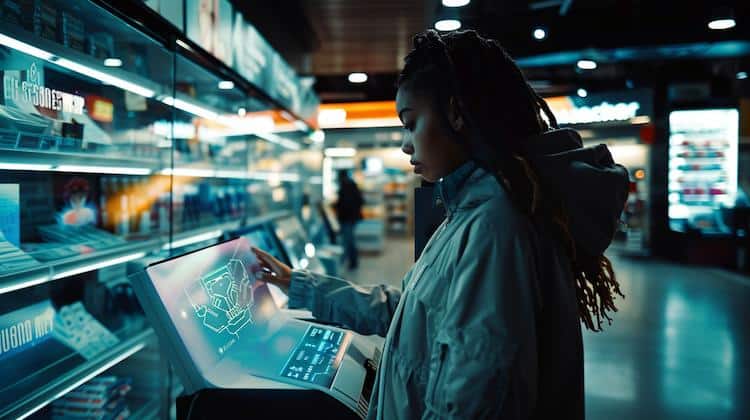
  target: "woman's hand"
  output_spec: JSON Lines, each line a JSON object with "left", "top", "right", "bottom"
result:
{"left": 251, "top": 247, "right": 293, "bottom": 292}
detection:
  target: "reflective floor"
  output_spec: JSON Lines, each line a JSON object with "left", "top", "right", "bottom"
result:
{"left": 585, "top": 255, "right": 749, "bottom": 420}
{"left": 351, "top": 238, "right": 750, "bottom": 420}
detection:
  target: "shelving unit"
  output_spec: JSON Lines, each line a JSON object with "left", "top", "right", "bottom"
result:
{"left": 0, "top": 328, "right": 154, "bottom": 420}
{"left": 356, "top": 176, "right": 385, "bottom": 253}
{"left": 0, "top": 0, "right": 322, "bottom": 418}
{"left": 383, "top": 174, "right": 410, "bottom": 235}
{"left": 668, "top": 109, "right": 739, "bottom": 233}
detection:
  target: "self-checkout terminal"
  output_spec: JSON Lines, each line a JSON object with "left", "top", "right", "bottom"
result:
{"left": 131, "top": 236, "right": 381, "bottom": 419}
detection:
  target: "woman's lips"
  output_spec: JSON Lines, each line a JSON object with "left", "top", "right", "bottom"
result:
{"left": 411, "top": 162, "right": 423, "bottom": 174}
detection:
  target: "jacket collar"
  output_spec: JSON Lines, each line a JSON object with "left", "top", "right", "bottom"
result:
{"left": 436, "top": 161, "right": 500, "bottom": 218}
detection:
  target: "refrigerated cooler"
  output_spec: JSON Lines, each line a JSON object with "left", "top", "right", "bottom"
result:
{"left": 668, "top": 109, "right": 739, "bottom": 234}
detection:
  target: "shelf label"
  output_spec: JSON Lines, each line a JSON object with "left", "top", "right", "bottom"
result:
{"left": 3, "top": 62, "right": 84, "bottom": 115}
{"left": 0, "top": 300, "right": 56, "bottom": 360}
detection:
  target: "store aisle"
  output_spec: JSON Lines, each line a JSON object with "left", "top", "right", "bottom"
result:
{"left": 351, "top": 238, "right": 750, "bottom": 420}
{"left": 345, "top": 237, "right": 414, "bottom": 288}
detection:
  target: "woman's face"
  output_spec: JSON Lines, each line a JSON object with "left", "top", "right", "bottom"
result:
{"left": 396, "top": 84, "right": 468, "bottom": 182}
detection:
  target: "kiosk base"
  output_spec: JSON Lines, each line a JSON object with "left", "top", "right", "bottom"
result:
{"left": 176, "top": 389, "right": 363, "bottom": 420}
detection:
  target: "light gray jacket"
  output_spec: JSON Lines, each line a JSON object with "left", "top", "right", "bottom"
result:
{"left": 290, "top": 166, "right": 540, "bottom": 419}
{"left": 289, "top": 129, "right": 629, "bottom": 419}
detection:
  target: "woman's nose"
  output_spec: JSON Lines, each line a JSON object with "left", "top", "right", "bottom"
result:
{"left": 401, "top": 137, "right": 414, "bottom": 155}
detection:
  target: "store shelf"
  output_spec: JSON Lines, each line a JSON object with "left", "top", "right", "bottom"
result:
{"left": 0, "top": 147, "right": 165, "bottom": 175}
{"left": 0, "top": 218, "right": 246, "bottom": 295}
{"left": 0, "top": 239, "right": 158, "bottom": 295}
{"left": 0, "top": 328, "right": 154, "bottom": 420}
{"left": 0, "top": 147, "right": 301, "bottom": 182}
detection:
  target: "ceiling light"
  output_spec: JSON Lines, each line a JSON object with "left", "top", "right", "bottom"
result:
{"left": 218, "top": 80, "right": 235, "bottom": 90}
{"left": 577, "top": 59, "right": 597, "bottom": 70}
{"left": 737, "top": 71, "right": 748, "bottom": 80}
{"left": 442, "top": 0, "right": 470, "bottom": 6}
{"left": 103, "top": 58, "right": 122, "bottom": 67}
{"left": 237, "top": 107, "right": 246, "bottom": 116}
{"left": 348, "top": 73, "right": 368, "bottom": 83}
{"left": 533, "top": 27, "right": 547, "bottom": 40}
{"left": 435, "top": 19, "right": 461, "bottom": 31}
{"left": 577, "top": 88, "right": 588, "bottom": 98}
{"left": 708, "top": 18, "right": 736, "bottom": 30}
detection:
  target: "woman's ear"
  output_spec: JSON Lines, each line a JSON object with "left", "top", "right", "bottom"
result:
{"left": 447, "top": 96, "right": 464, "bottom": 132}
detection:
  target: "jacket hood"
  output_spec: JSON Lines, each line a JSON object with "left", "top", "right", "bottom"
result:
{"left": 523, "top": 128, "right": 629, "bottom": 258}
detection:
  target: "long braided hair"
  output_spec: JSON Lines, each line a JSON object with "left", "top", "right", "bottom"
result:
{"left": 397, "top": 29, "right": 623, "bottom": 331}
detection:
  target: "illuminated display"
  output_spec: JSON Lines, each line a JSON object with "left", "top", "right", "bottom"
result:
{"left": 668, "top": 109, "right": 739, "bottom": 233}
{"left": 281, "top": 326, "right": 346, "bottom": 386}
{"left": 145, "top": 237, "right": 348, "bottom": 389}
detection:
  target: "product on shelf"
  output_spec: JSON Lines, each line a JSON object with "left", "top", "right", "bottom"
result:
{"left": 53, "top": 302, "right": 120, "bottom": 359}
{"left": 60, "top": 9, "right": 85, "bottom": 52}
{"left": 52, "top": 375, "right": 132, "bottom": 420}
{"left": 0, "top": 231, "right": 41, "bottom": 274}
{"left": 87, "top": 32, "right": 115, "bottom": 59}
{"left": 38, "top": 224, "right": 124, "bottom": 247}
{"left": 32, "top": 0, "right": 58, "bottom": 43}
{"left": 0, "top": 184, "right": 20, "bottom": 246}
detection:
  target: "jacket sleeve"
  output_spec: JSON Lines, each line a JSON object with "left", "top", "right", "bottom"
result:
{"left": 422, "top": 218, "right": 538, "bottom": 419}
{"left": 287, "top": 269, "right": 409, "bottom": 337}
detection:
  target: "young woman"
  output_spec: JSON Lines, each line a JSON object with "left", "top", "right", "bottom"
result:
{"left": 253, "top": 29, "right": 629, "bottom": 419}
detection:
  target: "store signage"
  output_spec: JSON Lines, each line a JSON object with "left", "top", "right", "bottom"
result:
{"left": 2, "top": 63, "right": 85, "bottom": 115}
{"left": 0, "top": 300, "right": 56, "bottom": 360}
{"left": 550, "top": 98, "right": 641, "bottom": 125}
{"left": 560, "top": 101, "right": 640, "bottom": 124}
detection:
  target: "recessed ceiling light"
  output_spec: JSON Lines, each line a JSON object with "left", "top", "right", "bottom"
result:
{"left": 708, "top": 18, "right": 736, "bottom": 30}
{"left": 348, "top": 72, "right": 368, "bottom": 83}
{"left": 103, "top": 58, "right": 122, "bottom": 67}
{"left": 737, "top": 71, "right": 748, "bottom": 80}
{"left": 435, "top": 19, "right": 461, "bottom": 31}
{"left": 577, "top": 59, "right": 597, "bottom": 70}
{"left": 577, "top": 88, "right": 588, "bottom": 98}
{"left": 442, "top": 0, "right": 470, "bottom": 6}
{"left": 533, "top": 27, "right": 547, "bottom": 40}
{"left": 218, "top": 80, "right": 235, "bottom": 90}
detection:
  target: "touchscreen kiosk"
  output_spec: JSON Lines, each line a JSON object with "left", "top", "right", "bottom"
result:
{"left": 131, "top": 237, "right": 380, "bottom": 419}
{"left": 226, "top": 224, "right": 290, "bottom": 307}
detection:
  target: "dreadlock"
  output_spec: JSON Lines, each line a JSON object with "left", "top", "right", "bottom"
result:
{"left": 397, "top": 29, "right": 623, "bottom": 332}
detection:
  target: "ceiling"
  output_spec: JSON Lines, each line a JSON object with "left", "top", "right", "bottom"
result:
{"left": 301, "top": 0, "right": 432, "bottom": 75}
{"left": 248, "top": 0, "right": 750, "bottom": 102}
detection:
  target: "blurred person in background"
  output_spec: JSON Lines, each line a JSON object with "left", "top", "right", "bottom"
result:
{"left": 254, "top": 29, "right": 628, "bottom": 419}
{"left": 335, "top": 169, "right": 364, "bottom": 270}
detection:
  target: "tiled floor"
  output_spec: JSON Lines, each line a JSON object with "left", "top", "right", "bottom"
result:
{"left": 344, "top": 236, "right": 750, "bottom": 420}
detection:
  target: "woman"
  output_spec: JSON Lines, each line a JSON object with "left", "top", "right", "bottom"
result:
{"left": 253, "top": 29, "right": 629, "bottom": 419}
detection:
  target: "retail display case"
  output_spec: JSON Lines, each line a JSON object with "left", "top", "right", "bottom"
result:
{"left": 0, "top": 0, "right": 319, "bottom": 418}
{"left": 668, "top": 108, "right": 739, "bottom": 234}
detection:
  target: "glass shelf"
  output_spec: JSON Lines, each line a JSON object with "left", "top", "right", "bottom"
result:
{"left": 0, "top": 327, "right": 154, "bottom": 419}
{"left": 0, "top": 0, "right": 321, "bottom": 418}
